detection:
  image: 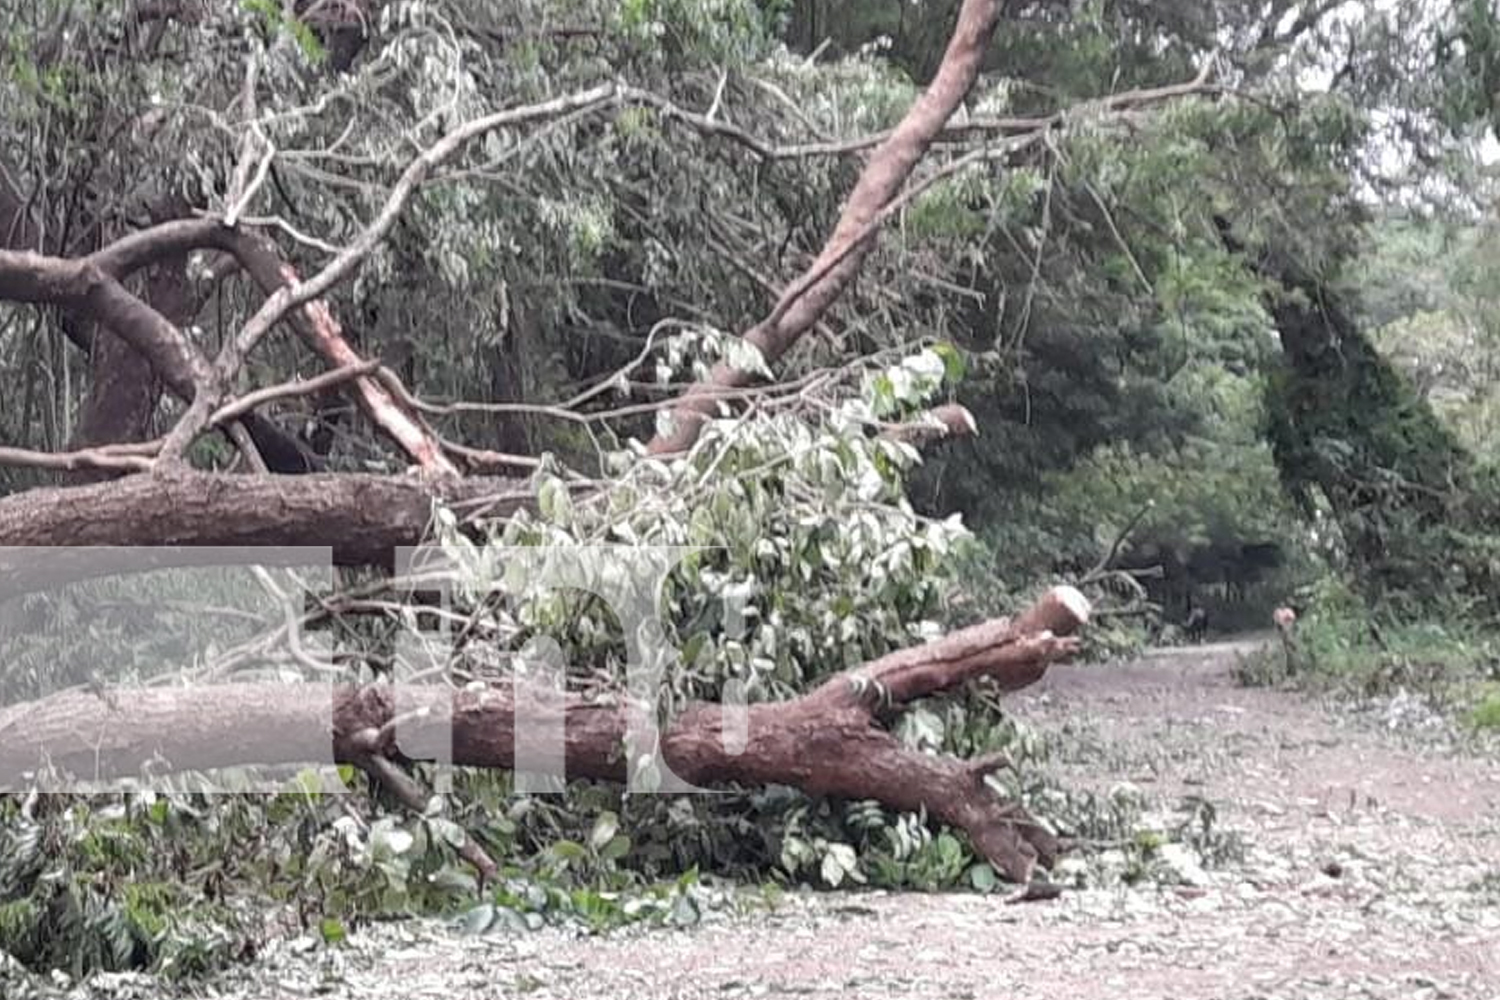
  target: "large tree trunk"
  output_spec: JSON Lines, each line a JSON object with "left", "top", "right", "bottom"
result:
{"left": 0, "top": 471, "right": 532, "bottom": 597}
{"left": 0, "top": 588, "right": 1089, "bottom": 882}
{"left": 1223, "top": 219, "right": 1500, "bottom": 613}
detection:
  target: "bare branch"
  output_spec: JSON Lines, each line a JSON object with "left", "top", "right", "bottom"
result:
{"left": 208, "top": 359, "right": 383, "bottom": 426}
{"left": 224, "top": 420, "right": 272, "bottom": 473}
{"left": 156, "top": 83, "right": 619, "bottom": 467}
{"left": 632, "top": 88, "right": 1062, "bottom": 161}
{"left": 0, "top": 443, "right": 154, "bottom": 474}
{"left": 211, "top": 228, "right": 454, "bottom": 472}
{"left": 223, "top": 52, "right": 268, "bottom": 228}
{"left": 878, "top": 403, "right": 979, "bottom": 447}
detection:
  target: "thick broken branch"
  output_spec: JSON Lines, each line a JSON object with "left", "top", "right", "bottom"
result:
{"left": 0, "top": 220, "right": 319, "bottom": 475}
{"left": 0, "top": 587, "right": 1090, "bottom": 882}
{"left": 821, "top": 586, "right": 1089, "bottom": 707}
{"left": 647, "top": 0, "right": 1003, "bottom": 454}
{"left": 91, "top": 217, "right": 454, "bottom": 472}
{"left": 0, "top": 249, "right": 212, "bottom": 399}
{"left": 0, "top": 218, "right": 449, "bottom": 475}
{"left": 67, "top": 254, "right": 199, "bottom": 481}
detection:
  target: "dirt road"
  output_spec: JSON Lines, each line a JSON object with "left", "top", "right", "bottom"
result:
{"left": 212, "top": 639, "right": 1500, "bottom": 1000}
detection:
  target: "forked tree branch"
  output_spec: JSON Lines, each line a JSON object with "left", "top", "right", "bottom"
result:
{"left": 646, "top": 0, "right": 1005, "bottom": 454}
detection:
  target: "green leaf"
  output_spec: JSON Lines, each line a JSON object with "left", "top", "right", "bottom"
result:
{"left": 429, "top": 818, "right": 468, "bottom": 849}
{"left": 538, "top": 476, "right": 574, "bottom": 526}
{"left": 668, "top": 892, "right": 701, "bottom": 927}
{"left": 820, "top": 842, "right": 859, "bottom": 887}
{"left": 968, "top": 863, "right": 998, "bottom": 892}
{"left": 599, "top": 835, "right": 632, "bottom": 861}
{"left": 819, "top": 850, "right": 845, "bottom": 887}
{"left": 550, "top": 839, "right": 587, "bottom": 862}
{"left": 589, "top": 811, "right": 620, "bottom": 852}
{"left": 319, "top": 917, "right": 347, "bottom": 945}
{"left": 930, "top": 342, "right": 967, "bottom": 383}
{"left": 286, "top": 16, "right": 327, "bottom": 63}
{"left": 457, "top": 904, "right": 497, "bottom": 936}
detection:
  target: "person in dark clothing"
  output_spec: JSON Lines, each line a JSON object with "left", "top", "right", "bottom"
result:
{"left": 1184, "top": 606, "right": 1209, "bottom": 643}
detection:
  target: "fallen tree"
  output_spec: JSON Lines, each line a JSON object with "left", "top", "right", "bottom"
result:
{"left": 0, "top": 586, "right": 1089, "bottom": 883}
{"left": 0, "top": 0, "right": 1214, "bottom": 895}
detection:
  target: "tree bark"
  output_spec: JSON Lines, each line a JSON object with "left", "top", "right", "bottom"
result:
{"left": 0, "top": 586, "right": 1089, "bottom": 882}
{"left": 1217, "top": 217, "right": 1497, "bottom": 612}
{"left": 0, "top": 470, "right": 532, "bottom": 597}
{"left": 64, "top": 260, "right": 194, "bottom": 481}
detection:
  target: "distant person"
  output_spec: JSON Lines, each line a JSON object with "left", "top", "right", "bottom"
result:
{"left": 1184, "top": 606, "right": 1208, "bottom": 643}
{"left": 1274, "top": 605, "right": 1301, "bottom": 674}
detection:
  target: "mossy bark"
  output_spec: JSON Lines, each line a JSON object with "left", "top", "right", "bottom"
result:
{"left": 1254, "top": 249, "right": 1499, "bottom": 615}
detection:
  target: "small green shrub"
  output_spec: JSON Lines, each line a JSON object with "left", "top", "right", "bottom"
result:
{"left": 1468, "top": 688, "right": 1500, "bottom": 730}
